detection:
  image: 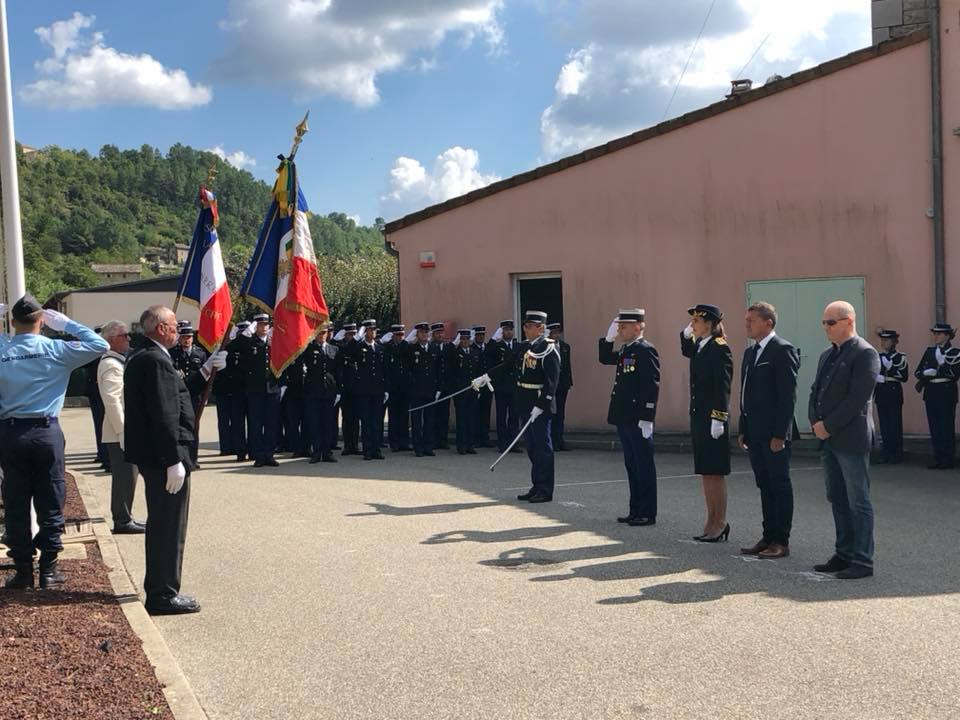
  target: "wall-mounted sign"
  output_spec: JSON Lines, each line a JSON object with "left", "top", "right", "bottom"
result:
{"left": 419, "top": 251, "right": 436, "bottom": 269}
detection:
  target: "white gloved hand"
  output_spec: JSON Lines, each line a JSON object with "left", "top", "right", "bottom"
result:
{"left": 42, "top": 308, "right": 70, "bottom": 332}
{"left": 380, "top": 332, "right": 393, "bottom": 344}
{"left": 875, "top": 374, "right": 885, "bottom": 383}
{"left": 935, "top": 347, "right": 946, "bottom": 365}
{"left": 201, "top": 350, "right": 228, "bottom": 378}
{"left": 880, "top": 356, "right": 892, "bottom": 370}
{"left": 384, "top": 392, "right": 389, "bottom": 405}
{"left": 404, "top": 328, "right": 418, "bottom": 343}
{"left": 166, "top": 462, "right": 186, "bottom": 494}
{"left": 710, "top": 419, "right": 724, "bottom": 439}
{"left": 335, "top": 393, "right": 341, "bottom": 406}
{"left": 280, "top": 385, "right": 287, "bottom": 401}
{"left": 435, "top": 391, "right": 442, "bottom": 401}
{"left": 923, "top": 368, "right": 938, "bottom": 377}
{"left": 471, "top": 373, "right": 492, "bottom": 391}
{"left": 605, "top": 320, "right": 618, "bottom": 343}
{"left": 683, "top": 322, "right": 694, "bottom": 340}
{"left": 529, "top": 407, "right": 544, "bottom": 421}
{"left": 334, "top": 329, "right": 346, "bottom": 342}
{"left": 492, "top": 327, "right": 504, "bottom": 342}
{"left": 638, "top": 420, "right": 654, "bottom": 439}
{"left": 242, "top": 323, "right": 255, "bottom": 337}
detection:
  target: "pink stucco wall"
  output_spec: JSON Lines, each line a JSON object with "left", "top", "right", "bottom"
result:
{"left": 389, "top": 31, "right": 954, "bottom": 435}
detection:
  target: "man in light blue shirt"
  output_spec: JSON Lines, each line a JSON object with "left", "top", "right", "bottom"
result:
{"left": 0, "top": 294, "right": 107, "bottom": 589}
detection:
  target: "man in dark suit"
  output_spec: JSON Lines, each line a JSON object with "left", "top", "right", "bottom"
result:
{"left": 124, "top": 305, "right": 225, "bottom": 615}
{"left": 737, "top": 302, "right": 800, "bottom": 559}
{"left": 808, "top": 301, "right": 880, "bottom": 580}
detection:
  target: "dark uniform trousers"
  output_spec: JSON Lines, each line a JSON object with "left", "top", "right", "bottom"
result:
{"left": 357, "top": 394, "right": 385, "bottom": 457}
{"left": 247, "top": 392, "right": 281, "bottom": 461}
{"left": 474, "top": 390, "right": 493, "bottom": 445}
{"left": 925, "top": 385, "right": 957, "bottom": 467}
{"left": 495, "top": 392, "right": 519, "bottom": 451}
{"left": 434, "top": 399, "right": 451, "bottom": 448}
{"left": 388, "top": 392, "right": 410, "bottom": 449}
{"left": 341, "top": 394, "right": 361, "bottom": 452}
{"left": 215, "top": 393, "right": 234, "bottom": 454}
{"left": 551, "top": 387, "right": 570, "bottom": 448}
{"left": 616, "top": 424, "right": 657, "bottom": 519}
{"left": 304, "top": 397, "right": 335, "bottom": 458}
{"left": 283, "top": 392, "right": 306, "bottom": 455}
{"left": 410, "top": 394, "right": 435, "bottom": 453}
{"left": 455, "top": 392, "right": 477, "bottom": 452}
{"left": 231, "top": 394, "right": 249, "bottom": 457}
{"left": 523, "top": 412, "right": 554, "bottom": 496}
{"left": 0, "top": 419, "right": 66, "bottom": 562}
{"left": 746, "top": 442, "right": 793, "bottom": 546}
{"left": 141, "top": 466, "right": 190, "bottom": 604}
{"left": 875, "top": 385, "right": 904, "bottom": 462}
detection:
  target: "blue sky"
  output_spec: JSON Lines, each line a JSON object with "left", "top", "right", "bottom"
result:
{"left": 9, "top": 1, "right": 871, "bottom": 226}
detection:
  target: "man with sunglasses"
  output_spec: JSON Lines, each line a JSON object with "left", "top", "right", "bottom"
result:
{"left": 808, "top": 301, "right": 880, "bottom": 580}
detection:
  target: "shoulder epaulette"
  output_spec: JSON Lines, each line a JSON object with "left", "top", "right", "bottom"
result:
{"left": 714, "top": 337, "right": 727, "bottom": 346}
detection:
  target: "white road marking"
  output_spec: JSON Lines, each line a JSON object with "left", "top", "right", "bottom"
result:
{"left": 502, "top": 466, "right": 821, "bottom": 491}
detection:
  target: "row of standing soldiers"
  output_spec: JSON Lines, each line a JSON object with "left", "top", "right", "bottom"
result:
{"left": 205, "top": 317, "right": 574, "bottom": 466}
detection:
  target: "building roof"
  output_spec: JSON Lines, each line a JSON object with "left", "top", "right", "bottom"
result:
{"left": 46, "top": 274, "right": 182, "bottom": 306}
{"left": 384, "top": 29, "right": 929, "bottom": 237}
{"left": 90, "top": 264, "right": 142, "bottom": 273}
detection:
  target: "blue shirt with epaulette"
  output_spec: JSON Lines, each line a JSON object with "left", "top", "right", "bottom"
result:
{"left": 0, "top": 321, "right": 108, "bottom": 419}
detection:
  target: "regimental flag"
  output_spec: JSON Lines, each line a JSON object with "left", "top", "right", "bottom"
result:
{"left": 176, "top": 186, "right": 233, "bottom": 352}
{"left": 240, "top": 157, "right": 329, "bottom": 376}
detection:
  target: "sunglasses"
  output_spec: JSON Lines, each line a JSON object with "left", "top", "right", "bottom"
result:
{"left": 821, "top": 318, "right": 849, "bottom": 327}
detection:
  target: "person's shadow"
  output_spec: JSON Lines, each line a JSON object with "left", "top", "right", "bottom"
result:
{"left": 348, "top": 501, "right": 502, "bottom": 517}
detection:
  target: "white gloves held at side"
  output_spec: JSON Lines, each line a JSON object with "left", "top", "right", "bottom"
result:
{"left": 42, "top": 308, "right": 71, "bottom": 332}
{"left": 875, "top": 374, "right": 885, "bottom": 383}
{"left": 335, "top": 394, "right": 342, "bottom": 406}
{"left": 638, "top": 420, "right": 653, "bottom": 439}
{"left": 605, "top": 321, "right": 618, "bottom": 343}
{"left": 923, "top": 368, "right": 938, "bottom": 377}
{"left": 166, "top": 462, "right": 186, "bottom": 495}
{"left": 435, "top": 391, "right": 442, "bottom": 401}
{"left": 529, "top": 407, "right": 544, "bottom": 421}
{"left": 710, "top": 419, "right": 725, "bottom": 439}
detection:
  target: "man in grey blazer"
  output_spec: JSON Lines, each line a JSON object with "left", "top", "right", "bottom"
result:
{"left": 808, "top": 301, "right": 880, "bottom": 579}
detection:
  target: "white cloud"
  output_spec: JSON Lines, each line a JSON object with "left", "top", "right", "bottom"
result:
{"left": 381, "top": 146, "right": 500, "bottom": 217}
{"left": 20, "top": 14, "right": 211, "bottom": 110}
{"left": 540, "top": 0, "right": 871, "bottom": 159}
{"left": 207, "top": 146, "right": 257, "bottom": 170}
{"left": 347, "top": 214, "right": 362, "bottom": 226}
{"left": 214, "top": 0, "right": 505, "bottom": 107}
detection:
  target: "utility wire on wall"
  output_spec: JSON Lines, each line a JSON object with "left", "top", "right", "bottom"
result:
{"left": 661, "top": 0, "right": 718, "bottom": 122}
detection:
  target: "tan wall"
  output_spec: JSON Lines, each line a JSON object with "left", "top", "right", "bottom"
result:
{"left": 389, "top": 39, "right": 946, "bottom": 434}
{"left": 63, "top": 292, "right": 199, "bottom": 331}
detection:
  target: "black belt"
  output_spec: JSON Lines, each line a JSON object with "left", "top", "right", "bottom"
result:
{"left": 3, "top": 416, "right": 58, "bottom": 427}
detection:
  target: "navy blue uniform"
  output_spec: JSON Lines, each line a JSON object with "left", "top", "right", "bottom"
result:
{"left": 509, "top": 336, "right": 561, "bottom": 498}
{"left": 551, "top": 339, "right": 573, "bottom": 450}
{"left": 241, "top": 336, "right": 281, "bottom": 463}
{"left": 402, "top": 341, "right": 439, "bottom": 455}
{"left": 281, "top": 359, "right": 308, "bottom": 456}
{"left": 432, "top": 340, "right": 452, "bottom": 449}
{"left": 600, "top": 337, "right": 660, "bottom": 519}
{"left": 170, "top": 344, "right": 208, "bottom": 463}
{"left": 448, "top": 343, "right": 483, "bottom": 453}
{"left": 212, "top": 338, "right": 240, "bottom": 455}
{"left": 486, "top": 338, "right": 521, "bottom": 451}
{"left": 915, "top": 344, "right": 959, "bottom": 468}
{"left": 303, "top": 340, "right": 339, "bottom": 460}
{"left": 681, "top": 333, "right": 734, "bottom": 476}
{"left": 473, "top": 339, "right": 494, "bottom": 446}
{"left": 384, "top": 339, "right": 411, "bottom": 450}
{"left": 875, "top": 350, "right": 908, "bottom": 463}
{"left": 344, "top": 339, "right": 387, "bottom": 458}
{"left": 336, "top": 339, "right": 361, "bottom": 454}
{"left": 224, "top": 334, "right": 250, "bottom": 459}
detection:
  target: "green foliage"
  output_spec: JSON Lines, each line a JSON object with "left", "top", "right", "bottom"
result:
{"left": 16, "top": 142, "right": 395, "bottom": 325}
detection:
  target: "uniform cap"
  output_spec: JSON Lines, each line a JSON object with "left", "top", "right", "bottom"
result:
{"left": 11, "top": 293, "right": 43, "bottom": 322}
{"left": 523, "top": 310, "right": 548, "bottom": 324}
{"left": 253, "top": 313, "right": 270, "bottom": 322}
{"left": 615, "top": 308, "right": 645, "bottom": 323}
{"left": 688, "top": 304, "right": 723, "bottom": 322}
{"left": 457, "top": 329, "right": 471, "bottom": 337}
{"left": 414, "top": 322, "right": 430, "bottom": 332}
{"left": 390, "top": 324, "right": 405, "bottom": 332}
{"left": 499, "top": 320, "right": 514, "bottom": 329}
{"left": 178, "top": 326, "right": 196, "bottom": 336}
{"left": 430, "top": 322, "right": 445, "bottom": 332}
{"left": 931, "top": 322, "right": 955, "bottom": 335}
{"left": 236, "top": 320, "right": 251, "bottom": 329}
{"left": 361, "top": 319, "right": 377, "bottom": 329}
{"left": 472, "top": 325, "right": 486, "bottom": 333}
{"left": 341, "top": 323, "right": 357, "bottom": 332}
{"left": 546, "top": 322, "right": 562, "bottom": 330}
{"left": 877, "top": 329, "right": 899, "bottom": 339}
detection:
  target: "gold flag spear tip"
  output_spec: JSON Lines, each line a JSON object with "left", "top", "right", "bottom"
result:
{"left": 289, "top": 110, "right": 310, "bottom": 160}
{"left": 204, "top": 160, "right": 218, "bottom": 188}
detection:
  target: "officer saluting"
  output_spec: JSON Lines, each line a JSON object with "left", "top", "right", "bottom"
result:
{"left": 344, "top": 320, "right": 387, "bottom": 460}
{"left": 241, "top": 313, "right": 281, "bottom": 467}
{"left": 915, "top": 322, "right": 960, "bottom": 469}
{"left": 430, "top": 323, "right": 452, "bottom": 450}
{"left": 874, "top": 329, "right": 908, "bottom": 464}
{"left": 486, "top": 320, "right": 521, "bottom": 452}
{"left": 599, "top": 309, "right": 660, "bottom": 526}
{"left": 169, "top": 325, "right": 208, "bottom": 467}
{"left": 449, "top": 329, "right": 483, "bottom": 454}
{"left": 224, "top": 321, "right": 251, "bottom": 461}
{"left": 383, "top": 323, "right": 411, "bottom": 452}
{"left": 0, "top": 295, "right": 108, "bottom": 589}
{"left": 547, "top": 322, "right": 573, "bottom": 451}
{"left": 403, "top": 322, "right": 439, "bottom": 457}
{"left": 303, "top": 326, "right": 339, "bottom": 464}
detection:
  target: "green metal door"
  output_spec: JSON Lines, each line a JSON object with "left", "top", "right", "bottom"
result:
{"left": 746, "top": 277, "right": 866, "bottom": 432}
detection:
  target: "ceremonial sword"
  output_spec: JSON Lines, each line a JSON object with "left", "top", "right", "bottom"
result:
{"left": 408, "top": 361, "right": 506, "bottom": 414}
{"left": 489, "top": 413, "right": 537, "bottom": 472}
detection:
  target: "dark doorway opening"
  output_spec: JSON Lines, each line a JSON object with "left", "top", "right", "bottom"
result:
{"left": 516, "top": 275, "right": 563, "bottom": 328}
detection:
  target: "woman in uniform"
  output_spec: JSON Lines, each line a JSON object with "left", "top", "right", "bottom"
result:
{"left": 681, "top": 304, "right": 734, "bottom": 542}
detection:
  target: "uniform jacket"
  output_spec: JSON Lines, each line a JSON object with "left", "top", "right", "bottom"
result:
{"left": 484, "top": 338, "right": 520, "bottom": 394}
{"left": 557, "top": 339, "right": 574, "bottom": 391}
{"left": 214, "top": 335, "right": 245, "bottom": 396}
{"left": 335, "top": 338, "right": 359, "bottom": 394}
{"left": 914, "top": 343, "right": 960, "bottom": 401}
{"left": 302, "top": 341, "right": 339, "bottom": 399}
{"left": 384, "top": 340, "right": 409, "bottom": 393}
{"left": 681, "top": 333, "right": 733, "bottom": 426}
{"left": 240, "top": 336, "right": 280, "bottom": 394}
{"left": 808, "top": 335, "right": 880, "bottom": 455}
{"left": 447, "top": 343, "right": 484, "bottom": 390}
{"left": 96, "top": 350, "right": 127, "bottom": 445}
{"left": 738, "top": 333, "right": 800, "bottom": 443}
{"left": 598, "top": 337, "right": 660, "bottom": 426}
{"left": 170, "top": 345, "right": 209, "bottom": 395}
{"left": 124, "top": 341, "right": 204, "bottom": 469}
{"left": 344, "top": 339, "right": 387, "bottom": 395}
{"left": 402, "top": 341, "right": 440, "bottom": 398}
{"left": 514, "top": 336, "right": 561, "bottom": 414}
{"left": 874, "top": 349, "right": 908, "bottom": 405}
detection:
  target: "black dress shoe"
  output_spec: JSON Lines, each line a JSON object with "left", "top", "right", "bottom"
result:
{"left": 112, "top": 520, "right": 146, "bottom": 535}
{"left": 397, "top": 446, "right": 411, "bottom": 451}
{"left": 457, "top": 450, "right": 467, "bottom": 455}
{"left": 627, "top": 516, "right": 656, "bottom": 526}
{"left": 373, "top": 453, "right": 385, "bottom": 460}
{"left": 263, "top": 457, "right": 279, "bottom": 467}
{"left": 236, "top": 454, "right": 248, "bottom": 462}
{"left": 465, "top": 448, "right": 478, "bottom": 455}
{"left": 3, "top": 564, "right": 34, "bottom": 589}
{"left": 322, "top": 454, "right": 337, "bottom": 463}
{"left": 308, "top": 455, "right": 323, "bottom": 464}
{"left": 527, "top": 493, "right": 553, "bottom": 504}
{"left": 617, "top": 515, "right": 634, "bottom": 523}
{"left": 555, "top": 445, "right": 571, "bottom": 452}
{"left": 517, "top": 491, "right": 535, "bottom": 501}
{"left": 38, "top": 563, "right": 66, "bottom": 589}
{"left": 422, "top": 450, "right": 435, "bottom": 457}
{"left": 253, "top": 459, "right": 265, "bottom": 468}
{"left": 363, "top": 455, "right": 374, "bottom": 461}
{"left": 835, "top": 565, "right": 874, "bottom": 580}
{"left": 415, "top": 451, "right": 425, "bottom": 457}
{"left": 146, "top": 594, "right": 201, "bottom": 615}
{"left": 813, "top": 555, "right": 850, "bottom": 573}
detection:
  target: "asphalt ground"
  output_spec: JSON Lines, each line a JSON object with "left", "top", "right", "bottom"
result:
{"left": 60, "top": 408, "right": 960, "bottom": 720}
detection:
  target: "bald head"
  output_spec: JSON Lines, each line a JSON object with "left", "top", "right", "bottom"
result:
{"left": 141, "top": 305, "right": 179, "bottom": 349}
{"left": 822, "top": 300, "right": 857, "bottom": 344}
{"left": 825, "top": 301, "right": 855, "bottom": 321}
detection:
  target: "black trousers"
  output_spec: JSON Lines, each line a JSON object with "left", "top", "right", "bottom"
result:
{"left": 357, "top": 394, "right": 384, "bottom": 457}
{"left": 304, "top": 396, "right": 335, "bottom": 458}
{"left": 434, "top": 398, "right": 451, "bottom": 448}
{"left": 0, "top": 421, "right": 65, "bottom": 563}
{"left": 341, "top": 393, "right": 360, "bottom": 451}
{"left": 410, "top": 392, "right": 435, "bottom": 454}
{"left": 551, "top": 387, "right": 570, "bottom": 448}
{"left": 925, "top": 385, "right": 957, "bottom": 467}
{"left": 523, "top": 412, "right": 554, "bottom": 497}
{"left": 495, "top": 392, "right": 519, "bottom": 451}
{"left": 876, "top": 399, "right": 903, "bottom": 462}
{"left": 283, "top": 392, "right": 306, "bottom": 455}
{"left": 105, "top": 442, "right": 137, "bottom": 526}
{"left": 616, "top": 424, "right": 657, "bottom": 518}
{"left": 142, "top": 466, "right": 190, "bottom": 605}
{"left": 231, "top": 393, "right": 248, "bottom": 457}
{"left": 455, "top": 392, "right": 477, "bottom": 451}
{"left": 747, "top": 441, "right": 794, "bottom": 546}
{"left": 215, "top": 393, "right": 234, "bottom": 454}
{"left": 247, "top": 392, "right": 281, "bottom": 461}
{"left": 388, "top": 391, "right": 410, "bottom": 449}
{"left": 474, "top": 390, "right": 493, "bottom": 445}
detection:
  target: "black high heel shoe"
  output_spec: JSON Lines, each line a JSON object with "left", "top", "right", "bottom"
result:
{"left": 697, "top": 523, "right": 730, "bottom": 543}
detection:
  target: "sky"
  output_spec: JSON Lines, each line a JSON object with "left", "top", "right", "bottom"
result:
{"left": 9, "top": 0, "right": 871, "bottom": 227}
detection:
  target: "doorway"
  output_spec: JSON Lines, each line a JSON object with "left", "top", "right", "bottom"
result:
{"left": 514, "top": 274, "right": 563, "bottom": 329}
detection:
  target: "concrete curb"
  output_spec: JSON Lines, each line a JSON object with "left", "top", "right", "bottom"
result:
{"left": 71, "top": 470, "right": 209, "bottom": 720}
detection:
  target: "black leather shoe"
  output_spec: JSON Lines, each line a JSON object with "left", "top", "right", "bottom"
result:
{"left": 263, "top": 457, "right": 279, "bottom": 467}
{"left": 528, "top": 493, "right": 553, "bottom": 504}
{"left": 457, "top": 450, "right": 467, "bottom": 455}
{"left": 422, "top": 450, "right": 435, "bottom": 457}
{"left": 236, "top": 454, "right": 248, "bottom": 462}
{"left": 308, "top": 455, "right": 323, "bottom": 464}
{"left": 617, "top": 515, "right": 633, "bottom": 523}
{"left": 415, "top": 451, "right": 425, "bottom": 457}
{"left": 814, "top": 555, "right": 850, "bottom": 573}
{"left": 253, "top": 459, "right": 265, "bottom": 468}
{"left": 146, "top": 594, "right": 201, "bottom": 615}
{"left": 39, "top": 565, "right": 66, "bottom": 589}
{"left": 835, "top": 565, "right": 873, "bottom": 580}
{"left": 466, "top": 448, "right": 478, "bottom": 455}
{"left": 322, "top": 454, "right": 337, "bottom": 463}
{"left": 3, "top": 564, "right": 34, "bottom": 589}
{"left": 373, "top": 453, "right": 385, "bottom": 460}
{"left": 627, "top": 516, "right": 656, "bottom": 526}
{"left": 112, "top": 520, "right": 146, "bottom": 535}
{"left": 517, "top": 491, "right": 535, "bottom": 501}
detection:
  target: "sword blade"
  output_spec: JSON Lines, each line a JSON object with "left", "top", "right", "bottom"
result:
{"left": 408, "top": 384, "right": 473, "bottom": 413}
{"left": 489, "top": 415, "right": 536, "bottom": 471}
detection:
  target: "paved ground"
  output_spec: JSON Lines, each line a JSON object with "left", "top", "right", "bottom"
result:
{"left": 61, "top": 408, "right": 960, "bottom": 720}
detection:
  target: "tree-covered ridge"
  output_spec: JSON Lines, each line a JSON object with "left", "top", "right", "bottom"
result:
{"left": 17, "top": 143, "right": 390, "bottom": 301}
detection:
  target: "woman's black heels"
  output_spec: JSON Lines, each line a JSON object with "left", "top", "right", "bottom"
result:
{"left": 696, "top": 523, "right": 730, "bottom": 543}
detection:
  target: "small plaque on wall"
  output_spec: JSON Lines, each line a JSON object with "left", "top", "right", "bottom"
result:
{"left": 419, "top": 251, "right": 436, "bottom": 268}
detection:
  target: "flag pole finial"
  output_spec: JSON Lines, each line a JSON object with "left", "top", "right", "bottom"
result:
{"left": 289, "top": 111, "right": 310, "bottom": 160}
{"left": 204, "top": 161, "right": 218, "bottom": 188}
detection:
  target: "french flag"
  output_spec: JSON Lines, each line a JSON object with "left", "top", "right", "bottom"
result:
{"left": 176, "top": 186, "right": 233, "bottom": 352}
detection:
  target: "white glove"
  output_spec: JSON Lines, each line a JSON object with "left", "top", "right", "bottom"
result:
{"left": 384, "top": 392, "right": 389, "bottom": 405}
{"left": 266, "top": 327, "right": 274, "bottom": 344}
{"left": 683, "top": 322, "right": 694, "bottom": 340}
{"left": 935, "top": 347, "right": 946, "bottom": 365}
{"left": 435, "top": 391, "right": 442, "bottom": 401}
{"left": 119, "top": 432, "right": 125, "bottom": 451}
{"left": 875, "top": 374, "right": 885, "bottom": 383}
{"left": 242, "top": 323, "right": 255, "bottom": 337}
{"left": 334, "top": 329, "right": 346, "bottom": 342}
{"left": 42, "top": 308, "right": 70, "bottom": 332}
{"left": 529, "top": 407, "right": 544, "bottom": 420}
{"left": 335, "top": 393, "right": 341, "bottom": 406}
{"left": 280, "top": 385, "right": 287, "bottom": 400}
{"left": 404, "top": 328, "right": 418, "bottom": 343}
{"left": 492, "top": 327, "right": 504, "bottom": 342}
{"left": 881, "top": 356, "right": 892, "bottom": 370}
{"left": 923, "top": 368, "right": 938, "bottom": 377}
{"left": 201, "top": 350, "right": 228, "bottom": 378}
{"left": 471, "top": 373, "right": 492, "bottom": 391}
{"left": 605, "top": 320, "right": 618, "bottom": 343}
{"left": 710, "top": 419, "right": 724, "bottom": 439}
{"left": 166, "top": 462, "right": 186, "bottom": 494}
{"left": 638, "top": 420, "right": 653, "bottom": 439}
